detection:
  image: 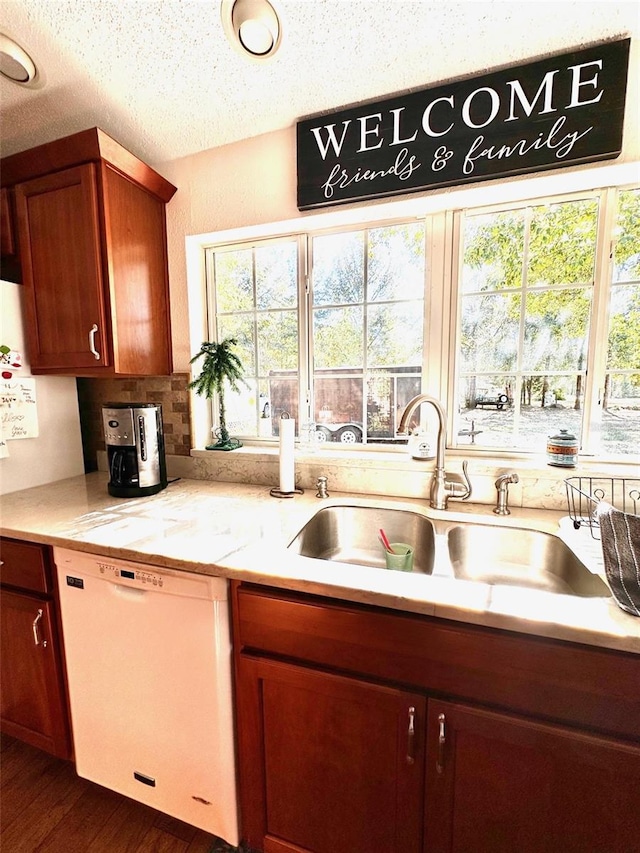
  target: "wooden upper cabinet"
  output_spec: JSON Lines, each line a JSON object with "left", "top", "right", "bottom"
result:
{"left": 4, "top": 128, "right": 177, "bottom": 376}
{"left": 0, "top": 186, "right": 21, "bottom": 283}
{"left": 15, "top": 164, "right": 109, "bottom": 370}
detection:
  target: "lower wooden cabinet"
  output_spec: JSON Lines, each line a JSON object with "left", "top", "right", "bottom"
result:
{"left": 232, "top": 582, "right": 640, "bottom": 853}
{"left": 425, "top": 699, "right": 640, "bottom": 853}
{"left": 0, "top": 538, "right": 71, "bottom": 758}
{"left": 237, "top": 655, "right": 425, "bottom": 853}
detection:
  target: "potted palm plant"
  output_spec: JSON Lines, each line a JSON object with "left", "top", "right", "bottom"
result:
{"left": 188, "top": 337, "right": 247, "bottom": 450}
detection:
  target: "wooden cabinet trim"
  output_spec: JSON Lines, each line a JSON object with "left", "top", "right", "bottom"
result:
{"left": 1, "top": 127, "right": 176, "bottom": 202}
{"left": 233, "top": 582, "right": 640, "bottom": 741}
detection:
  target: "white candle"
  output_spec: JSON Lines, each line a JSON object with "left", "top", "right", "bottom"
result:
{"left": 279, "top": 416, "right": 295, "bottom": 493}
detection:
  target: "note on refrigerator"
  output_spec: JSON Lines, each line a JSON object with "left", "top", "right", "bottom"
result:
{"left": 0, "top": 377, "right": 39, "bottom": 439}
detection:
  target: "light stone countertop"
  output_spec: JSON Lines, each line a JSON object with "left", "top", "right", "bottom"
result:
{"left": 1, "top": 472, "right": 638, "bottom": 654}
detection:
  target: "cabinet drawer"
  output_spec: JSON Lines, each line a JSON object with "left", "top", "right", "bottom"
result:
{"left": 0, "top": 538, "right": 52, "bottom": 594}
{"left": 233, "top": 583, "right": 640, "bottom": 741}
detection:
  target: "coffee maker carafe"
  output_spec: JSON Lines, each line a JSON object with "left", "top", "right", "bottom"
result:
{"left": 102, "top": 403, "right": 167, "bottom": 498}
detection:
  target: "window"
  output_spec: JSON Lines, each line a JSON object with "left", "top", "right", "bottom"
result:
{"left": 205, "top": 223, "right": 425, "bottom": 446}
{"left": 453, "top": 189, "right": 639, "bottom": 457}
{"left": 201, "top": 184, "right": 638, "bottom": 461}
{"left": 207, "top": 237, "right": 301, "bottom": 438}
{"left": 311, "top": 223, "right": 425, "bottom": 445}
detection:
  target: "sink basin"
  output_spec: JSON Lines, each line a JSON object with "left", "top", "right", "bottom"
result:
{"left": 288, "top": 505, "right": 436, "bottom": 573}
{"left": 447, "top": 524, "right": 610, "bottom": 597}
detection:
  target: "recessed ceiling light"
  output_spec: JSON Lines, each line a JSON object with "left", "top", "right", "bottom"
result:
{"left": 0, "top": 33, "right": 37, "bottom": 85}
{"left": 221, "top": 0, "right": 282, "bottom": 60}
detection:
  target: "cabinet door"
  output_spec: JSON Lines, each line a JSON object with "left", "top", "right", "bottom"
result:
{"left": 15, "top": 164, "right": 110, "bottom": 371}
{"left": 0, "top": 589, "right": 70, "bottom": 758}
{"left": 425, "top": 699, "right": 640, "bottom": 853}
{"left": 236, "top": 655, "right": 426, "bottom": 853}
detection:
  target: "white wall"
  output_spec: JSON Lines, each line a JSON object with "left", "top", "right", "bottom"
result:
{"left": 0, "top": 280, "right": 85, "bottom": 495}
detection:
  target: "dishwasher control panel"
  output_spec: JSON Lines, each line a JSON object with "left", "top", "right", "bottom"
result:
{"left": 97, "top": 560, "right": 165, "bottom": 587}
{"left": 53, "top": 547, "right": 229, "bottom": 602}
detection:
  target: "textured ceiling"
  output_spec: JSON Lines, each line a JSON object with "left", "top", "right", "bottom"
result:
{"left": 1, "top": 0, "right": 638, "bottom": 167}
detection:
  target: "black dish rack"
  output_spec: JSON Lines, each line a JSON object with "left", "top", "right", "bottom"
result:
{"left": 565, "top": 476, "right": 640, "bottom": 539}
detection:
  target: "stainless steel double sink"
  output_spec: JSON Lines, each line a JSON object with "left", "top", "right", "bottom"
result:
{"left": 287, "top": 505, "right": 610, "bottom": 598}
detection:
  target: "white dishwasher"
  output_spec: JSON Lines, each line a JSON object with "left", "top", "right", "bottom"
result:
{"left": 54, "top": 547, "right": 239, "bottom": 847}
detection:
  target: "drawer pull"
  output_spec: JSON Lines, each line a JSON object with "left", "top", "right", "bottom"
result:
{"left": 436, "top": 712, "right": 446, "bottom": 774}
{"left": 89, "top": 324, "right": 100, "bottom": 360}
{"left": 32, "top": 609, "right": 47, "bottom": 648}
{"left": 407, "top": 705, "right": 416, "bottom": 765}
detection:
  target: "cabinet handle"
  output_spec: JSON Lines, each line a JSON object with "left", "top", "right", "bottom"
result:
{"left": 406, "top": 705, "right": 416, "bottom": 765}
{"left": 32, "top": 609, "right": 47, "bottom": 648}
{"left": 436, "top": 712, "right": 446, "bottom": 774}
{"left": 89, "top": 324, "right": 100, "bottom": 360}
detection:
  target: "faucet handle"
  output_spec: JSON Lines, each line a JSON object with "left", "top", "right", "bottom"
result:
{"left": 447, "top": 460, "right": 472, "bottom": 501}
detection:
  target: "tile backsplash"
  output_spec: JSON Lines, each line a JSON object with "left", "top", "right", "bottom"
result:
{"left": 76, "top": 374, "right": 191, "bottom": 471}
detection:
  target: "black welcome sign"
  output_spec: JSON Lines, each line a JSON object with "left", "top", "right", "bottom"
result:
{"left": 297, "top": 39, "right": 630, "bottom": 210}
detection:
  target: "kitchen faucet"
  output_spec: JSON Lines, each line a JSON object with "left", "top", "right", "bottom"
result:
{"left": 397, "top": 394, "right": 472, "bottom": 511}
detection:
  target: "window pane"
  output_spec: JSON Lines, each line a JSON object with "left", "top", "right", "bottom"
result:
{"left": 367, "top": 370, "right": 422, "bottom": 441}
{"left": 367, "top": 303, "right": 423, "bottom": 367}
{"left": 457, "top": 376, "right": 514, "bottom": 448}
{"left": 368, "top": 223, "right": 425, "bottom": 301}
{"left": 217, "top": 314, "right": 255, "bottom": 375}
{"left": 613, "top": 189, "right": 640, "bottom": 283}
{"left": 311, "top": 223, "right": 424, "bottom": 445}
{"left": 257, "top": 312, "right": 298, "bottom": 373}
{"left": 313, "top": 306, "right": 364, "bottom": 368}
{"left": 255, "top": 242, "right": 297, "bottom": 309}
{"left": 315, "top": 373, "right": 364, "bottom": 444}
{"left": 528, "top": 199, "right": 598, "bottom": 286}
{"left": 523, "top": 289, "right": 591, "bottom": 371}
{"left": 263, "top": 374, "right": 299, "bottom": 424}
{"left": 313, "top": 232, "right": 364, "bottom": 305}
{"left": 215, "top": 249, "right": 253, "bottom": 312}
{"left": 461, "top": 210, "right": 524, "bottom": 292}
{"left": 602, "top": 189, "right": 640, "bottom": 457}
{"left": 460, "top": 292, "right": 519, "bottom": 373}
{"left": 207, "top": 238, "right": 300, "bottom": 439}
{"left": 606, "top": 284, "right": 640, "bottom": 371}
{"left": 225, "top": 380, "right": 258, "bottom": 437}
{"left": 519, "top": 375, "right": 584, "bottom": 451}
{"left": 601, "top": 373, "right": 640, "bottom": 455}
{"left": 456, "top": 197, "right": 599, "bottom": 453}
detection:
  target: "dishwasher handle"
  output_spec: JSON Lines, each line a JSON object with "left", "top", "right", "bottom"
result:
{"left": 110, "top": 583, "right": 148, "bottom": 600}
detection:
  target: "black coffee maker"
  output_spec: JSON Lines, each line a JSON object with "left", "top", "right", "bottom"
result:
{"left": 102, "top": 403, "right": 167, "bottom": 498}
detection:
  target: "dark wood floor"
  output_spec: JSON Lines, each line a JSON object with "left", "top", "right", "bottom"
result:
{"left": 1, "top": 734, "right": 238, "bottom": 853}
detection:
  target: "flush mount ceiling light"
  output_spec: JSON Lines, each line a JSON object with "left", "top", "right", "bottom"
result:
{"left": 221, "top": 0, "right": 282, "bottom": 59}
{"left": 0, "top": 32, "right": 37, "bottom": 84}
